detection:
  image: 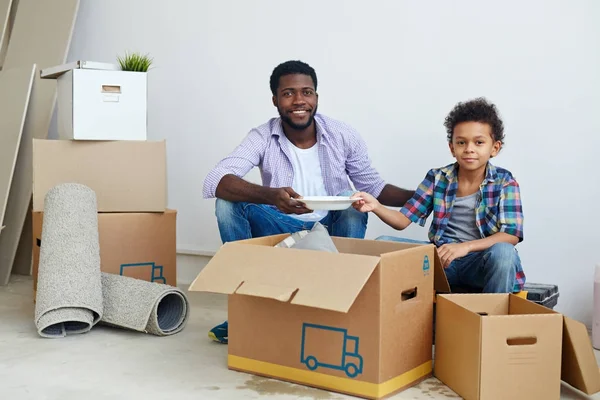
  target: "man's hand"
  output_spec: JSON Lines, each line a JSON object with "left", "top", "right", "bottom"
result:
{"left": 438, "top": 242, "right": 471, "bottom": 269}
{"left": 270, "top": 187, "right": 313, "bottom": 214}
{"left": 215, "top": 175, "right": 311, "bottom": 214}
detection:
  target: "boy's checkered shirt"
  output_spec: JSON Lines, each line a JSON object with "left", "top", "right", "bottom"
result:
{"left": 400, "top": 162, "right": 526, "bottom": 292}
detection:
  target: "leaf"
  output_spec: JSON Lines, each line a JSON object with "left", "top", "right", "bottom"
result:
{"left": 116, "top": 51, "right": 153, "bottom": 72}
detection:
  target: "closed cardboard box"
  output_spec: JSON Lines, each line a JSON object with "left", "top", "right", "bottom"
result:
{"left": 434, "top": 293, "right": 600, "bottom": 400}
{"left": 32, "top": 139, "right": 167, "bottom": 212}
{"left": 190, "top": 234, "right": 448, "bottom": 399}
{"left": 32, "top": 210, "right": 177, "bottom": 296}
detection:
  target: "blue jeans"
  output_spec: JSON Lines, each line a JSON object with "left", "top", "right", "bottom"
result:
{"left": 215, "top": 191, "right": 368, "bottom": 243}
{"left": 376, "top": 235, "right": 521, "bottom": 293}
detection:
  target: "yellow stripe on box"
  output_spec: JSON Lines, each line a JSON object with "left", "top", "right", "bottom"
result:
{"left": 228, "top": 355, "right": 432, "bottom": 398}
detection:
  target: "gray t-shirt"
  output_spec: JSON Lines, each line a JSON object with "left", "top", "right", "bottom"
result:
{"left": 442, "top": 192, "right": 482, "bottom": 243}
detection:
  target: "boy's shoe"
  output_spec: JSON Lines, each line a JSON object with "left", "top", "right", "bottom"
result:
{"left": 208, "top": 320, "right": 228, "bottom": 344}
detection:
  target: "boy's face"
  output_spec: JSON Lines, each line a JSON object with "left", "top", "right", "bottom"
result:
{"left": 449, "top": 122, "right": 501, "bottom": 173}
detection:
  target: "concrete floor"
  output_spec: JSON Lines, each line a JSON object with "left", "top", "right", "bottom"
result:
{"left": 1, "top": 274, "right": 598, "bottom": 400}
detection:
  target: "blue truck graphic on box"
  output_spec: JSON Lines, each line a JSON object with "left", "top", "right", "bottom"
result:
{"left": 300, "top": 323, "right": 363, "bottom": 378}
{"left": 119, "top": 262, "right": 166, "bottom": 284}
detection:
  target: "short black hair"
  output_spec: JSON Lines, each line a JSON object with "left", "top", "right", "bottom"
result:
{"left": 444, "top": 97, "right": 505, "bottom": 145}
{"left": 269, "top": 60, "right": 317, "bottom": 96}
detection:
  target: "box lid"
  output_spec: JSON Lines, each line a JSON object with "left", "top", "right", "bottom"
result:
{"left": 40, "top": 60, "right": 120, "bottom": 79}
{"left": 561, "top": 316, "right": 600, "bottom": 394}
{"left": 188, "top": 241, "right": 381, "bottom": 313}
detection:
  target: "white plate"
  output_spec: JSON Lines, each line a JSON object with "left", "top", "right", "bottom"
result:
{"left": 295, "top": 196, "right": 361, "bottom": 211}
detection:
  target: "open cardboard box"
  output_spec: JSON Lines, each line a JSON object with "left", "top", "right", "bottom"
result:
{"left": 434, "top": 293, "right": 600, "bottom": 400}
{"left": 189, "top": 234, "right": 450, "bottom": 399}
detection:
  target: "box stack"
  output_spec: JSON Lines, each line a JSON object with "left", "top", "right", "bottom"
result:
{"left": 31, "top": 60, "right": 176, "bottom": 298}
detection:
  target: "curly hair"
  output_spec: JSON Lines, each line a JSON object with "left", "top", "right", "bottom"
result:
{"left": 444, "top": 97, "right": 505, "bottom": 145}
{"left": 269, "top": 60, "right": 317, "bottom": 96}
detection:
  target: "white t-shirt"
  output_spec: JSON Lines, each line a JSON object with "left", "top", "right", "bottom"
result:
{"left": 282, "top": 136, "right": 329, "bottom": 222}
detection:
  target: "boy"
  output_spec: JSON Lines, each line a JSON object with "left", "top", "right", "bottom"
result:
{"left": 352, "top": 97, "right": 525, "bottom": 293}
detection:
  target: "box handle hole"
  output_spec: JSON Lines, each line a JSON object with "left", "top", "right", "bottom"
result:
{"left": 507, "top": 337, "right": 537, "bottom": 346}
{"left": 102, "top": 85, "right": 121, "bottom": 93}
{"left": 401, "top": 287, "right": 417, "bottom": 301}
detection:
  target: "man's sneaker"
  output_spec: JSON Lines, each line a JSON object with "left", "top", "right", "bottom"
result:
{"left": 208, "top": 320, "right": 228, "bottom": 344}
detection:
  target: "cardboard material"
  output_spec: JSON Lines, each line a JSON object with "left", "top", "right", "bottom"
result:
{"left": 32, "top": 210, "right": 177, "bottom": 296}
{"left": 32, "top": 139, "right": 167, "bottom": 212}
{"left": 190, "top": 235, "right": 442, "bottom": 399}
{"left": 434, "top": 294, "right": 600, "bottom": 399}
{"left": 0, "top": 64, "right": 35, "bottom": 228}
{"left": 0, "top": 0, "right": 80, "bottom": 286}
{"left": 41, "top": 61, "right": 147, "bottom": 141}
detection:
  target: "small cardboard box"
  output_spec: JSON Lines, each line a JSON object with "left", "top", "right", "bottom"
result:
{"left": 434, "top": 293, "right": 600, "bottom": 400}
{"left": 32, "top": 210, "right": 177, "bottom": 296}
{"left": 41, "top": 60, "right": 147, "bottom": 141}
{"left": 189, "top": 234, "right": 449, "bottom": 399}
{"left": 32, "top": 139, "right": 167, "bottom": 212}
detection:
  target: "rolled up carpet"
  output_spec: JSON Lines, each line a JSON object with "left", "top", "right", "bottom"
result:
{"left": 100, "top": 272, "right": 189, "bottom": 336}
{"left": 34, "top": 183, "right": 103, "bottom": 338}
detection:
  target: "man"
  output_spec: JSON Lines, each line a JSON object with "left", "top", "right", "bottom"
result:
{"left": 203, "top": 60, "right": 414, "bottom": 343}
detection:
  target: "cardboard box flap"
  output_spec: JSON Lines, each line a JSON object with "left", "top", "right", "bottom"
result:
{"left": 561, "top": 316, "right": 600, "bottom": 395}
{"left": 188, "top": 242, "right": 381, "bottom": 313}
{"left": 433, "top": 248, "right": 451, "bottom": 293}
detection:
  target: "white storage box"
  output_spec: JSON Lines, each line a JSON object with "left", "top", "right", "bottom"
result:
{"left": 41, "top": 61, "right": 147, "bottom": 141}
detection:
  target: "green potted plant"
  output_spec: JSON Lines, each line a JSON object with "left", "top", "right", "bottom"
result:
{"left": 116, "top": 51, "right": 153, "bottom": 72}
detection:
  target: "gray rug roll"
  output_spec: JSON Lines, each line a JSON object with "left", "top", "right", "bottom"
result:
{"left": 34, "top": 183, "right": 103, "bottom": 338}
{"left": 100, "top": 272, "right": 189, "bottom": 336}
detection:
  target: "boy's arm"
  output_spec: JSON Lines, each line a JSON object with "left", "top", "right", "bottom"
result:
{"left": 397, "top": 169, "right": 436, "bottom": 227}
{"left": 371, "top": 204, "right": 413, "bottom": 230}
{"left": 438, "top": 233, "right": 519, "bottom": 268}
{"left": 465, "top": 232, "right": 519, "bottom": 252}
{"left": 375, "top": 169, "right": 436, "bottom": 230}
{"left": 353, "top": 169, "right": 435, "bottom": 231}
{"left": 497, "top": 179, "right": 524, "bottom": 242}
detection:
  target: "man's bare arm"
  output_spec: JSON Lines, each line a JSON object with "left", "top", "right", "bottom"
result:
{"left": 215, "top": 174, "right": 312, "bottom": 214}
{"left": 376, "top": 184, "right": 415, "bottom": 207}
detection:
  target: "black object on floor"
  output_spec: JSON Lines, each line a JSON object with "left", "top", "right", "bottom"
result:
{"left": 523, "top": 282, "right": 559, "bottom": 309}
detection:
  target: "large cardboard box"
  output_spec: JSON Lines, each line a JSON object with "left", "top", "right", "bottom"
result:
{"left": 32, "top": 139, "right": 167, "bottom": 212}
{"left": 189, "top": 234, "right": 448, "bottom": 399}
{"left": 32, "top": 210, "right": 177, "bottom": 296}
{"left": 434, "top": 293, "right": 600, "bottom": 400}
{"left": 41, "top": 60, "right": 147, "bottom": 141}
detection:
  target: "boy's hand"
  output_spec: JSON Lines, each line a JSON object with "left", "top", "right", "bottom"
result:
{"left": 351, "top": 192, "right": 380, "bottom": 212}
{"left": 438, "top": 242, "right": 471, "bottom": 268}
